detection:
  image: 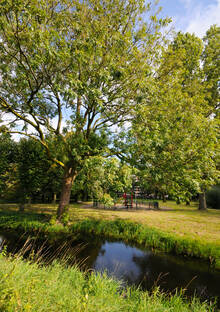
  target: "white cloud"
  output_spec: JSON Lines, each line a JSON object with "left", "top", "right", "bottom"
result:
{"left": 185, "top": 0, "right": 220, "bottom": 37}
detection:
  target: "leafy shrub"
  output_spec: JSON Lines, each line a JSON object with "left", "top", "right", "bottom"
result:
{"left": 206, "top": 185, "right": 220, "bottom": 209}
{"left": 101, "top": 194, "right": 114, "bottom": 208}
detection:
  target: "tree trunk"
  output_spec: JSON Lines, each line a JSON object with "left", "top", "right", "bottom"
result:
{"left": 26, "top": 197, "right": 31, "bottom": 208}
{"left": 73, "top": 193, "right": 78, "bottom": 203}
{"left": 19, "top": 192, "right": 26, "bottom": 212}
{"left": 19, "top": 203, "right": 25, "bottom": 212}
{"left": 162, "top": 193, "right": 166, "bottom": 202}
{"left": 82, "top": 189, "right": 88, "bottom": 202}
{"left": 199, "top": 192, "right": 207, "bottom": 210}
{"left": 57, "top": 167, "right": 76, "bottom": 219}
{"left": 52, "top": 193, "right": 57, "bottom": 204}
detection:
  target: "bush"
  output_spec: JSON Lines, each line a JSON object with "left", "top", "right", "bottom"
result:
{"left": 206, "top": 185, "right": 220, "bottom": 209}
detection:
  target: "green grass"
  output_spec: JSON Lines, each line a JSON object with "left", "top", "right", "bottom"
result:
{"left": 0, "top": 203, "right": 219, "bottom": 311}
{"left": 1, "top": 201, "right": 220, "bottom": 245}
{"left": 0, "top": 201, "right": 220, "bottom": 268}
{"left": 70, "top": 219, "right": 220, "bottom": 267}
{"left": 68, "top": 201, "right": 220, "bottom": 246}
{"left": 0, "top": 254, "right": 215, "bottom": 312}
{"left": 0, "top": 208, "right": 220, "bottom": 268}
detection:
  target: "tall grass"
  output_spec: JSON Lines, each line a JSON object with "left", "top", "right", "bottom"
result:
{"left": 0, "top": 253, "right": 215, "bottom": 312}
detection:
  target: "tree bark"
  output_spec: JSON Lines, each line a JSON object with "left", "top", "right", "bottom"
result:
{"left": 52, "top": 193, "right": 57, "bottom": 204}
{"left": 82, "top": 189, "right": 88, "bottom": 202}
{"left": 19, "top": 203, "right": 25, "bottom": 212}
{"left": 57, "top": 167, "right": 76, "bottom": 219}
{"left": 162, "top": 193, "right": 166, "bottom": 202}
{"left": 26, "top": 197, "right": 31, "bottom": 208}
{"left": 198, "top": 192, "right": 207, "bottom": 210}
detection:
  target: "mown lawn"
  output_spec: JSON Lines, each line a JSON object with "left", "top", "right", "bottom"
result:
{"left": 1, "top": 201, "right": 220, "bottom": 247}
{"left": 67, "top": 201, "right": 220, "bottom": 247}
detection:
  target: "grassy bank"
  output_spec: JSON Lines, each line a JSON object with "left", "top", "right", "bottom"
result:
{"left": 0, "top": 208, "right": 220, "bottom": 269}
{"left": 0, "top": 254, "right": 215, "bottom": 312}
{"left": 2, "top": 201, "right": 219, "bottom": 246}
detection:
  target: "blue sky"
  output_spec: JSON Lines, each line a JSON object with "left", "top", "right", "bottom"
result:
{"left": 158, "top": 0, "right": 220, "bottom": 37}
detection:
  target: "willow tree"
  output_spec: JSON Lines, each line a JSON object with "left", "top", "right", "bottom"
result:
{"left": 0, "top": 0, "right": 169, "bottom": 218}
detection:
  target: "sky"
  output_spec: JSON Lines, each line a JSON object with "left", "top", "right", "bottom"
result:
{"left": 159, "top": 0, "right": 220, "bottom": 37}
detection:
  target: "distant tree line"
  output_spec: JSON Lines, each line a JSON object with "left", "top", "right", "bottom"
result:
{"left": 0, "top": 133, "right": 219, "bottom": 209}
{"left": 0, "top": 134, "right": 134, "bottom": 207}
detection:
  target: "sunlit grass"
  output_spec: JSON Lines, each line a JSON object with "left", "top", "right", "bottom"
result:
{"left": 64, "top": 201, "right": 220, "bottom": 246}
{"left": 0, "top": 254, "right": 215, "bottom": 312}
{"left": 0, "top": 201, "right": 220, "bottom": 265}
{"left": 0, "top": 201, "right": 220, "bottom": 246}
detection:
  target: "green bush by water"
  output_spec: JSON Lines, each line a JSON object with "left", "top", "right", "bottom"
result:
{"left": 0, "top": 255, "right": 215, "bottom": 312}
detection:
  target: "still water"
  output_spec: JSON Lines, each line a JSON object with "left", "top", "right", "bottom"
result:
{"left": 1, "top": 231, "right": 220, "bottom": 306}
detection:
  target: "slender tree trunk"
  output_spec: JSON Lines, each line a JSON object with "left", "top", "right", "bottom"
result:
{"left": 19, "top": 203, "right": 25, "bottom": 212}
{"left": 26, "top": 197, "right": 31, "bottom": 208}
{"left": 83, "top": 189, "right": 88, "bottom": 202}
{"left": 57, "top": 167, "right": 77, "bottom": 219}
{"left": 73, "top": 193, "right": 78, "bottom": 203}
{"left": 198, "top": 192, "right": 207, "bottom": 210}
{"left": 52, "top": 193, "right": 57, "bottom": 204}
{"left": 19, "top": 191, "right": 26, "bottom": 212}
{"left": 41, "top": 194, "right": 45, "bottom": 203}
{"left": 162, "top": 193, "right": 166, "bottom": 202}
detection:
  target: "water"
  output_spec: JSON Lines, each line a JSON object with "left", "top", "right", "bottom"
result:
{"left": 1, "top": 231, "right": 220, "bottom": 306}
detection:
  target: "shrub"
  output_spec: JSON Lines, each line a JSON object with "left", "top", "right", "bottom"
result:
{"left": 206, "top": 185, "right": 220, "bottom": 209}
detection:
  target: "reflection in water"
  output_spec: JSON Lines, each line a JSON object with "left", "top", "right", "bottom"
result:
{"left": 88, "top": 241, "right": 220, "bottom": 305}
{"left": 93, "top": 242, "right": 149, "bottom": 283}
{"left": 0, "top": 231, "right": 220, "bottom": 306}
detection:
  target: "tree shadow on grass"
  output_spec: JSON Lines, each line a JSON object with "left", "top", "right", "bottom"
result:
{"left": 0, "top": 209, "right": 50, "bottom": 225}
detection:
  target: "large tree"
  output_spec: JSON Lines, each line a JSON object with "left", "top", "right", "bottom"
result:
{"left": 0, "top": 0, "right": 169, "bottom": 218}
{"left": 202, "top": 25, "right": 220, "bottom": 118}
{"left": 198, "top": 25, "right": 220, "bottom": 209}
{"left": 114, "top": 31, "right": 219, "bottom": 206}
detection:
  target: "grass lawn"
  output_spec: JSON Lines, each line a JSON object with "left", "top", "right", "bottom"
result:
{"left": 1, "top": 200, "right": 220, "bottom": 247}
{"left": 68, "top": 201, "right": 220, "bottom": 247}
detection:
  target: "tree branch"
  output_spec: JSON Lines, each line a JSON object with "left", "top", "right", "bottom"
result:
{"left": 4, "top": 129, "right": 65, "bottom": 168}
